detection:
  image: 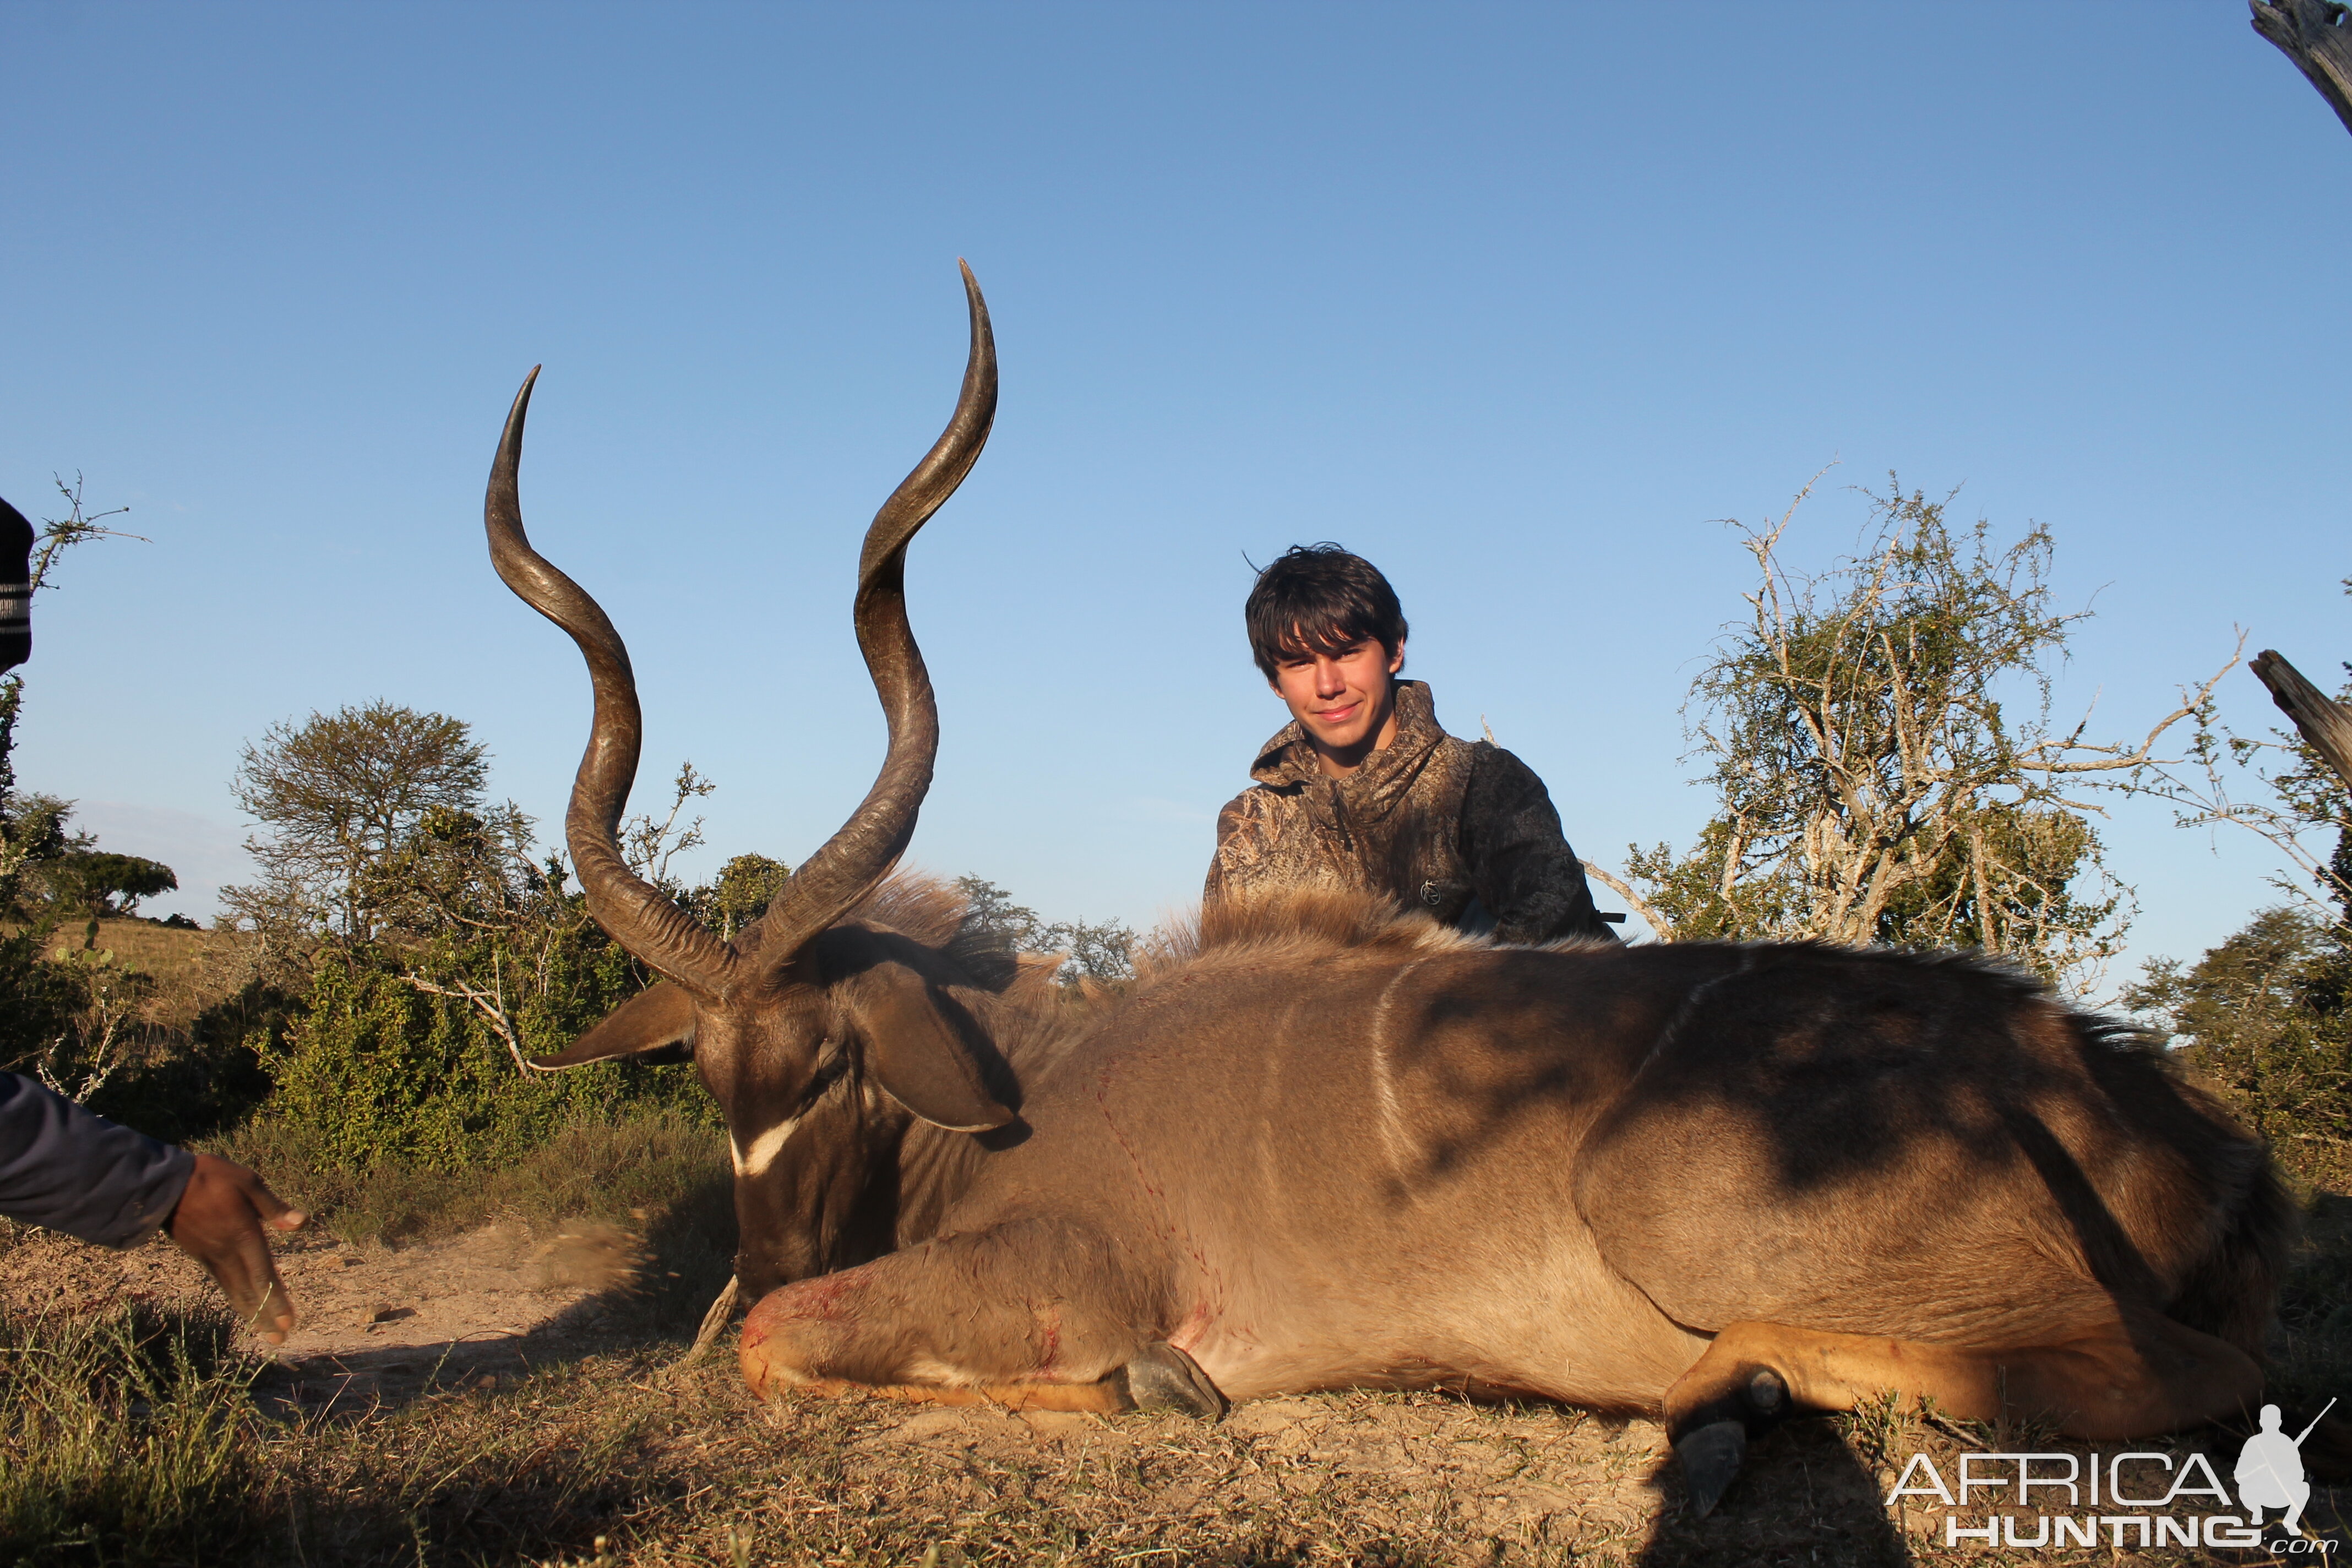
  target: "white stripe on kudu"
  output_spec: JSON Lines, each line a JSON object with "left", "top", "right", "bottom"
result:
{"left": 732, "top": 1117, "right": 804, "bottom": 1179}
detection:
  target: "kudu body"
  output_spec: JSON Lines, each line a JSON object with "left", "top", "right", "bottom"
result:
{"left": 490, "top": 268, "right": 2289, "bottom": 1512}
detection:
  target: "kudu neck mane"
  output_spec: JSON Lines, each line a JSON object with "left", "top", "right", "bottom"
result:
{"left": 823, "top": 880, "right": 1659, "bottom": 1085}
{"left": 859, "top": 881, "right": 2081, "bottom": 1011}
{"left": 1168, "top": 885, "right": 1486, "bottom": 966}
{"left": 1136, "top": 887, "right": 2078, "bottom": 1006}
{"left": 822, "top": 880, "right": 1496, "bottom": 1071}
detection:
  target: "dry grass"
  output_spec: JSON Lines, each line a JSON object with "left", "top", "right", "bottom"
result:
{"left": 43, "top": 916, "right": 214, "bottom": 990}
{"left": 0, "top": 1302, "right": 259, "bottom": 1564}
{"left": 6, "top": 1333, "right": 2329, "bottom": 1567}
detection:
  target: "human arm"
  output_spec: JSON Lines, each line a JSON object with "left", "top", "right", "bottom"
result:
{"left": 0, "top": 1071, "right": 193, "bottom": 1245}
{"left": 0, "top": 1073, "right": 302, "bottom": 1340}
{"left": 1460, "top": 745, "right": 1617, "bottom": 945}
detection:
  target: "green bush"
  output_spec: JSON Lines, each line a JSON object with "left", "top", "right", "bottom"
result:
{"left": 0, "top": 925, "right": 85, "bottom": 1086}
{"left": 80, "top": 972, "right": 287, "bottom": 1148}
{"left": 2126, "top": 903, "right": 2352, "bottom": 1187}
{"left": 232, "top": 787, "right": 718, "bottom": 1173}
{"left": 263, "top": 937, "right": 708, "bottom": 1174}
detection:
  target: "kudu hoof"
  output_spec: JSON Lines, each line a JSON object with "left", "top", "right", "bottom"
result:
{"left": 1668, "top": 1365, "right": 1788, "bottom": 1518}
{"left": 1675, "top": 1422, "right": 1746, "bottom": 1518}
{"left": 1121, "top": 1343, "right": 1227, "bottom": 1419}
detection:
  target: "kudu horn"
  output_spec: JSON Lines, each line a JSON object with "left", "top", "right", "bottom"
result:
{"left": 484, "top": 368, "right": 741, "bottom": 997}
{"left": 743, "top": 260, "right": 997, "bottom": 972}
{"left": 483, "top": 262, "right": 997, "bottom": 998}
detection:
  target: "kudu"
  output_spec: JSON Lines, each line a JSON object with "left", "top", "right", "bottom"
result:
{"left": 491, "top": 267, "right": 2292, "bottom": 1515}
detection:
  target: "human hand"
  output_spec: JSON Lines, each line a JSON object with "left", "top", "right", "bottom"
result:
{"left": 163, "top": 1153, "right": 306, "bottom": 1342}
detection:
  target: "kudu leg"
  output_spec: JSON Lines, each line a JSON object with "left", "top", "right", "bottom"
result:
{"left": 738, "top": 1226, "right": 1221, "bottom": 1417}
{"left": 1663, "top": 1309, "right": 2262, "bottom": 1516}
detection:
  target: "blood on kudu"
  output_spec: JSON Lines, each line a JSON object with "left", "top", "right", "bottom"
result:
{"left": 488, "top": 265, "right": 2299, "bottom": 1516}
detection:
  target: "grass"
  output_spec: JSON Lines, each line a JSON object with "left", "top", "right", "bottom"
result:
{"left": 1, "top": 1333, "right": 2309, "bottom": 1567}
{"left": 0, "top": 1302, "right": 260, "bottom": 1566}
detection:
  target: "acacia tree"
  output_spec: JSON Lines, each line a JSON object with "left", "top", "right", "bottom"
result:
{"left": 1608, "top": 477, "right": 2229, "bottom": 991}
{"left": 226, "top": 701, "right": 497, "bottom": 942}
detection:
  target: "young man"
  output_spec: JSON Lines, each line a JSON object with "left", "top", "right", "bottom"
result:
{"left": 1204, "top": 543, "right": 1616, "bottom": 945}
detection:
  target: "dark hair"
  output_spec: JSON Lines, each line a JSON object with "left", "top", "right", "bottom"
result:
{"left": 1243, "top": 543, "right": 1408, "bottom": 682}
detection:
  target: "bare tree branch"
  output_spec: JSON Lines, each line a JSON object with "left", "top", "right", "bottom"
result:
{"left": 1580, "top": 862, "right": 1672, "bottom": 943}
{"left": 29, "top": 474, "right": 146, "bottom": 597}
{"left": 2018, "top": 643, "right": 2242, "bottom": 777}
{"left": 622, "top": 762, "right": 713, "bottom": 889}
{"left": 400, "top": 948, "right": 545, "bottom": 1077}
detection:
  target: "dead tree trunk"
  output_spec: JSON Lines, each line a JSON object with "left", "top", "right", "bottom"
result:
{"left": 2253, "top": 0, "right": 2352, "bottom": 135}
{"left": 2245, "top": 3, "right": 2352, "bottom": 794}
{"left": 2252, "top": 650, "right": 2352, "bottom": 793}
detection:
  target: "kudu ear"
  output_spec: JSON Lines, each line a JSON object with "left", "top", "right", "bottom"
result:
{"left": 848, "top": 964, "right": 1016, "bottom": 1133}
{"left": 530, "top": 981, "right": 697, "bottom": 1068}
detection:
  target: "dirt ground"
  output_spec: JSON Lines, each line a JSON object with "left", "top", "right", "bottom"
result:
{"left": 6, "top": 1213, "right": 2349, "bottom": 1565}
{"left": 0, "top": 1217, "right": 644, "bottom": 1413}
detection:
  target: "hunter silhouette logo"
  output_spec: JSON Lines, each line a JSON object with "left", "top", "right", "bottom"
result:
{"left": 1883, "top": 1400, "right": 2342, "bottom": 1551}
{"left": 2236, "top": 1400, "right": 2334, "bottom": 1537}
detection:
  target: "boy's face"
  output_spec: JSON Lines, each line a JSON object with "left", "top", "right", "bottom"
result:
{"left": 1269, "top": 635, "right": 1404, "bottom": 767}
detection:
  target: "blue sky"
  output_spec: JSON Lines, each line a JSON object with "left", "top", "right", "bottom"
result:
{"left": 3, "top": 2, "right": 2346, "bottom": 992}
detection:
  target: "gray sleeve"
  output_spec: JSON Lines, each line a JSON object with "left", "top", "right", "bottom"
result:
{"left": 0, "top": 1073, "right": 195, "bottom": 1248}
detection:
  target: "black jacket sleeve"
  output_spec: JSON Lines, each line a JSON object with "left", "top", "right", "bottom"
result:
{"left": 1461, "top": 744, "right": 1618, "bottom": 946}
{"left": 0, "top": 1073, "right": 194, "bottom": 1247}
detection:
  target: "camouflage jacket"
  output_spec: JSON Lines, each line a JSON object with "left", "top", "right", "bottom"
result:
{"left": 1204, "top": 680, "right": 1615, "bottom": 945}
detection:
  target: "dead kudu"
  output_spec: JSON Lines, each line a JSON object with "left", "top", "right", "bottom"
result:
{"left": 488, "top": 266, "right": 2293, "bottom": 1515}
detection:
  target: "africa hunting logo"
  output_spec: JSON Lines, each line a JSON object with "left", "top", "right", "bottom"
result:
{"left": 1882, "top": 1401, "right": 2337, "bottom": 1552}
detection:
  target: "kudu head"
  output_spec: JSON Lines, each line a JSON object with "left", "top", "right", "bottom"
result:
{"left": 485, "top": 265, "right": 1013, "bottom": 1297}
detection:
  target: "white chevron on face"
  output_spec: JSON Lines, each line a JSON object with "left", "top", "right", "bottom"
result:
{"left": 732, "top": 1115, "right": 804, "bottom": 1178}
